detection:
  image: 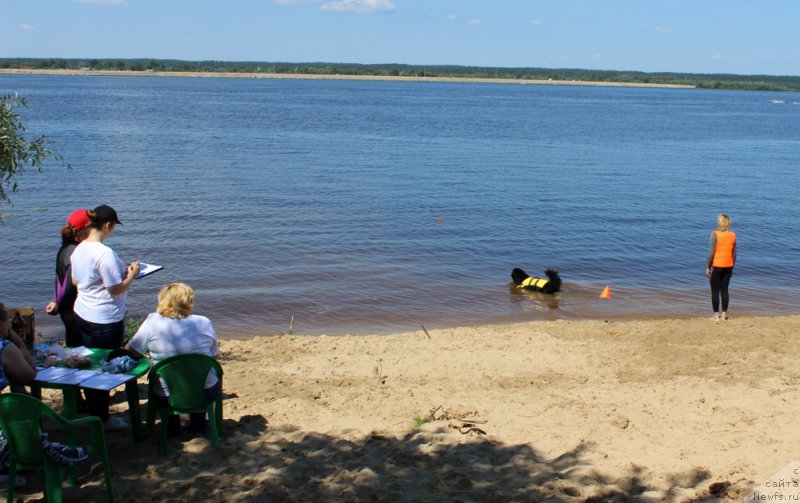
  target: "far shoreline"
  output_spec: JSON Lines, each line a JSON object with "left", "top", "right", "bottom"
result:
{"left": 0, "top": 68, "right": 697, "bottom": 90}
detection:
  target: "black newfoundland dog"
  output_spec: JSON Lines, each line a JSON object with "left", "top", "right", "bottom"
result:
{"left": 511, "top": 268, "right": 562, "bottom": 294}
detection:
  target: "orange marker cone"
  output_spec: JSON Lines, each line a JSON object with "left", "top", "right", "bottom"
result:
{"left": 599, "top": 285, "right": 611, "bottom": 300}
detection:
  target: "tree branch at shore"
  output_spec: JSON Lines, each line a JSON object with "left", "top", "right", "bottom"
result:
{"left": 0, "top": 93, "right": 69, "bottom": 209}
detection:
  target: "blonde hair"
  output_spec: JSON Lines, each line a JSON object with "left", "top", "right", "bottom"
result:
{"left": 156, "top": 283, "right": 195, "bottom": 319}
{"left": 717, "top": 213, "right": 731, "bottom": 232}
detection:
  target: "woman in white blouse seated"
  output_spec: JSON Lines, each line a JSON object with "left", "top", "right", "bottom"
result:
{"left": 126, "top": 282, "right": 219, "bottom": 435}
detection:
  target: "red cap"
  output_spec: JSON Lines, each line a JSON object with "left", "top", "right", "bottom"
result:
{"left": 67, "top": 209, "right": 90, "bottom": 231}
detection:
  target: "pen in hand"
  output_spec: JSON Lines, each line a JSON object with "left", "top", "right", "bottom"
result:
{"left": 127, "top": 261, "right": 142, "bottom": 279}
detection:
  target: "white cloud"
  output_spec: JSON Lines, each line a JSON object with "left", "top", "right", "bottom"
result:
{"left": 529, "top": 19, "right": 543, "bottom": 27}
{"left": 19, "top": 24, "right": 35, "bottom": 30}
{"left": 273, "top": 0, "right": 321, "bottom": 4}
{"left": 466, "top": 19, "right": 482, "bottom": 26}
{"left": 321, "top": 0, "right": 395, "bottom": 14}
{"left": 712, "top": 54, "right": 722, "bottom": 60}
{"left": 654, "top": 26, "right": 674, "bottom": 33}
{"left": 72, "top": 0, "right": 128, "bottom": 5}
{"left": 445, "top": 14, "right": 457, "bottom": 22}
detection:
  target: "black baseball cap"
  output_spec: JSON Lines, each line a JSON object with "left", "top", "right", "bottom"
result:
{"left": 92, "top": 204, "right": 122, "bottom": 225}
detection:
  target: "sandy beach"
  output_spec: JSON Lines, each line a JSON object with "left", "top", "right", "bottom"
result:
{"left": 11, "top": 315, "right": 798, "bottom": 501}
{"left": 0, "top": 68, "right": 696, "bottom": 89}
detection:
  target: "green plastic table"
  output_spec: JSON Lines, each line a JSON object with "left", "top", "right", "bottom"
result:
{"left": 31, "top": 348, "right": 151, "bottom": 442}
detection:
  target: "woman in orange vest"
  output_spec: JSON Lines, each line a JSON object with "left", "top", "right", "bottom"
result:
{"left": 705, "top": 213, "right": 736, "bottom": 321}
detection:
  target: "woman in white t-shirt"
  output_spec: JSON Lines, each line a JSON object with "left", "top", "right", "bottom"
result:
{"left": 70, "top": 204, "right": 140, "bottom": 430}
{"left": 126, "top": 282, "right": 220, "bottom": 436}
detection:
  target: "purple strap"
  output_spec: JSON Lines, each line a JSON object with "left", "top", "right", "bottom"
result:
{"left": 53, "top": 267, "right": 69, "bottom": 309}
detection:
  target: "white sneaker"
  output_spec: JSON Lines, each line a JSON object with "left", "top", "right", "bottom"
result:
{"left": 104, "top": 416, "right": 129, "bottom": 432}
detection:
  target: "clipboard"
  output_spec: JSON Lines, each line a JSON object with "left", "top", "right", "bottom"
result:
{"left": 135, "top": 263, "right": 164, "bottom": 280}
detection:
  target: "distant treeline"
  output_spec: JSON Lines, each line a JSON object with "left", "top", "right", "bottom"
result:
{"left": 2, "top": 58, "right": 800, "bottom": 92}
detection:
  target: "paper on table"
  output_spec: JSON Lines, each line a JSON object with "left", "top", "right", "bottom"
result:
{"left": 135, "top": 262, "right": 164, "bottom": 279}
{"left": 52, "top": 369, "right": 100, "bottom": 386}
{"left": 35, "top": 367, "right": 79, "bottom": 382}
{"left": 79, "top": 372, "right": 137, "bottom": 391}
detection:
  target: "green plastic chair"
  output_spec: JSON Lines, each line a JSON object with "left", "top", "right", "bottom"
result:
{"left": 145, "top": 354, "right": 223, "bottom": 456}
{"left": 0, "top": 392, "right": 113, "bottom": 503}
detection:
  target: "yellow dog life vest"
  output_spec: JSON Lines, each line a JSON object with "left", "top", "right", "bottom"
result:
{"left": 518, "top": 277, "right": 549, "bottom": 289}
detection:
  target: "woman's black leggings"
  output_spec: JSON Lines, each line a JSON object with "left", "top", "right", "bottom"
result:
{"left": 709, "top": 267, "right": 733, "bottom": 313}
{"left": 76, "top": 316, "right": 125, "bottom": 421}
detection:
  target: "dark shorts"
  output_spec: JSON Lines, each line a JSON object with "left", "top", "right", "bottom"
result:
{"left": 75, "top": 316, "right": 125, "bottom": 349}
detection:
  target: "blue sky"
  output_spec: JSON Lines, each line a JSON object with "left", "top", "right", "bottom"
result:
{"left": 1, "top": 0, "right": 798, "bottom": 76}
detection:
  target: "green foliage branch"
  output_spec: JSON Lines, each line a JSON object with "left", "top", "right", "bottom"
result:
{"left": 0, "top": 92, "right": 68, "bottom": 206}
{"left": 123, "top": 314, "right": 142, "bottom": 346}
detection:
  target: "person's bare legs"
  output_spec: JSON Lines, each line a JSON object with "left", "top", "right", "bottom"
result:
{"left": 721, "top": 311, "right": 728, "bottom": 320}
{"left": 712, "top": 313, "right": 720, "bottom": 321}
